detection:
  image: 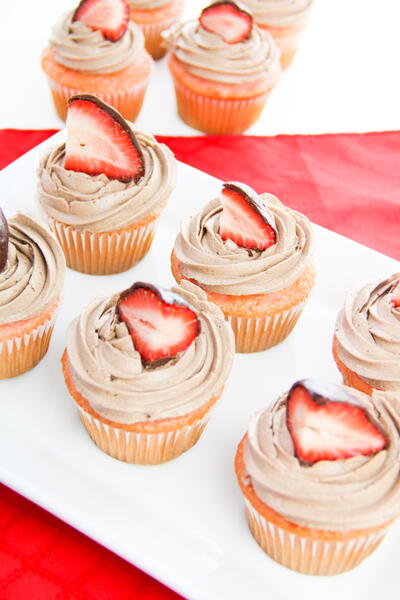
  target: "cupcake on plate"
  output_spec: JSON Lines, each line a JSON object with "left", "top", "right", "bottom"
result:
{"left": 235, "top": 379, "right": 400, "bottom": 575}
{"left": 129, "top": 0, "right": 184, "bottom": 60}
{"left": 333, "top": 274, "right": 400, "bottom": 395}
{"left": 37, "top": 94, "right": 176, "bottom": 275}
{"left": 162, "top": 1, "right": 281, "bottom": 134}
{"left": 171, "top": 182, "right": 315, "bottom": 352}
{"left": 241, "top": 0, "right": 314, "bottom": 68}
{"left": 0, "top": 210, "right": 66, "bottom": 379}
{"left": 41, "top": 0, "right": 153, "bottom": 121}
{"left": 62, "top": 279, "right": 234, "bottom": 464}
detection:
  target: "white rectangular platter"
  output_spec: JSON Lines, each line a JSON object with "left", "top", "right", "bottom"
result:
{"left": 0, "top": 132, "right": 399, "bottom": 600}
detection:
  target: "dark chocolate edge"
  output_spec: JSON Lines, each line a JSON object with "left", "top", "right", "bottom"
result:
{"left": 200, "top": 1, "right": 253, "bottom": 41}
{"left": 0, "top": 208, "right": 9, "bottom": 273}
{"left": 223, "top": 182, "right": 277, "bottom": 234}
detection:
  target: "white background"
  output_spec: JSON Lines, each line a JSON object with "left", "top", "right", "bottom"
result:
{"left": 1, "top": 0, "right": 400, "bottom": 134}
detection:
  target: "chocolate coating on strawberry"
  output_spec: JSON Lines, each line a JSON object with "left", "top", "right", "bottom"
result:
{"left": 73, "top": 0, "right": 130, "bottom": 42}
{"left": 219, "top": 182, "right": 276, "bottom": 251}
{"left": 391, "top": 280, "right": 400, "bottom": 308}
{"left": 0, "top": 208, "right": 8, "bottom": 273}
{"left": 65, "top": 94, "right": 144, "bottom": 183}
{"left": 286, "top": 379, "right": 387, "bottom": 464}
{"left": 200, "top": 1, "right": 253, "bottom": 45}
{"left": 117, "top": 282, "right": 201, "bottom": 367}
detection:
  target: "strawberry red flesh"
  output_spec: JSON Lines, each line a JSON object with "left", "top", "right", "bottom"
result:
{"left": 0, "top": 208, "right": 8, "bottom": 273}
{"left": 286, "top": 379, "right": 387, "bottom": 463}
{"left": 117, "top": 283, "right": 201, "bottom": 366}
{"left": 391, "top": 280, "right": 400, "bottom": 308}
{"left": 219, "top": 182, "right": 276, "bottom": 251}
{"left": 200, "top": 1, "right": 252, "bottom": 44}
{"left": 64, "top": 94, "right": 144, "bottom": 183}
{"left": 73, "top": 0, "right": 129, "bottom": 42}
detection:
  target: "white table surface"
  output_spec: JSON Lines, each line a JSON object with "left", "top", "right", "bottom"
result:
{"left": 2, "top": 0, "right": 400, "bottom": 134}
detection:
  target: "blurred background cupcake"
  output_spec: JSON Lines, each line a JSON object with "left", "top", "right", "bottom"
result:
{"left": 235, "top": 379, "right": 400, "bottom": 574}
{"left": 37, "top": 94, "right": 176, "bottom": 275}
{"left": 171, "top": 182, "right": 315, "bottom": 352}
{"left": 333, "top": 274, "right": 400, "bottom": 395}
{"left": 162, "top": 0, "right": 281, "bottom": 134}
{"left": 0, "top": 210, "right": 65, "bottom": 379}
{"left": 62, "top": 280, "right": 234, "bottom": 464}
{"left": 240, "top": 0, "right": 314, "bottom": 68}
{"left": 41, "top": 0, "right": 153, "bottom": 121}
{"left": 129, "top": 0, "right": 184, "bottom": 60}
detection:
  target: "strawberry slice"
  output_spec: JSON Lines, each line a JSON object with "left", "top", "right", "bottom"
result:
{"left": 219, "top": 182, "right": 276, "bottom": 251}
{"left": 0, "top": 208, "right": 8, "bottom": 272}
{"left": 199, "top": 1, "right": 253, "bottom": 44}
{"left": 391, "top": 280, "right": 400, "bottom": 308}
{"left": 117, "top": 283, "right": 201, "bottom": 365}
{"left": 286, "top": 380, "right": 387, "bottom": 463}
{"left": 73, "top": 0, "right": 129, "bottom": 42}
{"left": 64, "top": 94, "right": 144, "bottom": 183}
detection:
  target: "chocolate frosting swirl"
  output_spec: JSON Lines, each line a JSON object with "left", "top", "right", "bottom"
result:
{"left": 37, "top": 128, "right": 177, "bottom": 233}
{"left": 162, "top": 19, "right": 281, "bottom": 84}
{"left": 65, "top": 280, "right": 235, "bottom": 423}
{"left": 335, "top": 275, "right": 400, "bottom": 391}
{"left": 0, "top": 213, "right": 66, "bottom": 326}
{"left": 242, "top": 0, "right": 313, "bottom": 27}
{"left": 243, "top": 386, "right": 400, "bottom": 530}
{"left": 173, "top": 194, "right": 313, "bottom": 295}
{"left": 49, "top": 10, "right": 145, "bottom": 74}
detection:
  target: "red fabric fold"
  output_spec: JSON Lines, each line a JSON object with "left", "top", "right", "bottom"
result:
{"left": 0, "top": 128, "right": 399, "bottom": 600}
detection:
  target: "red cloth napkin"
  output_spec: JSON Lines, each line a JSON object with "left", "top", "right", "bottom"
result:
{"left": 0, "top": 129, "right": 399, "bottom": 600}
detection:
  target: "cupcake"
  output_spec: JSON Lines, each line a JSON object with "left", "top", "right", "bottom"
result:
{"left": 171, "top": 182, "right": 315, "bottom": 353}
{"left": 62, "top": 280, "right": 234, "bottom": 464}
{"left": 41, "top": 0, "right": 153, "bottom": 121}
{"left": 235, "top": 379, "right": 400, "bottom": 575}
{"left": 0, "top": 210, "right": 66, "bottom": 379}
{"left": 37, "top": 94, "right": 176, "bottom": 275}
{"left": 241, "top": 0, "right": 314, "bottom": 68}
{"left": 129, "top": 0, "right": 184, "bottom": 60}
{"left": 162, "top": 1, "right": 281, "bottom": 134}
{"left": 333, "top": 274, "right": 400, "bottom": 395}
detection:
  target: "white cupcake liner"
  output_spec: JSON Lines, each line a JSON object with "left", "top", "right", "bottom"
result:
{"left": 47, "top": 216, "right": 158, "bottom": 275}
{"left": 244, "top": 499, "right": 389, "bottom": 575}
{"left": 77, "top": 405, "right": 212, "bottom": 465}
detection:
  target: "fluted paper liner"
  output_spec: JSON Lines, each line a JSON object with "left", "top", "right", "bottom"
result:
{"left": 0, "top": 300, "right": 59, "bottom": 379}
{"left": 47, "top": 215, "right": 159, "bottom": 275}
{"left": 235, "top": 436, "right": 394, "bottom": 575}
{"left": 137, "top": 16, "right": 180, "bottom": 60}
{"left": 171, "top": 76, "right": 269, "bottom": 135}
{"left": 46, "top": 76, "right": 149, "bottom": 122}
{"left": 62, "top": 350, "right": 222, "bottom": 464}
{"left": 259, "top": 20, "right": 308, "bottom": 69}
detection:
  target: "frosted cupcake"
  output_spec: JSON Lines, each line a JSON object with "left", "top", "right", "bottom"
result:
{"left": 129, "top": 0, "right": 184, "bottom": 60}
{"left": 333, "top": 274, "right": 400, "bottom": 395}
{"left": 0, "top": 210, "right": 65, "bottom": 379}
{"left": 162, "top": 1, "right": 281, "bottom": 134}
{"left": 41, "top": 0, "right": 153, "bottom": 121}
{"left": 241, "top": 0, "right": 314, "bottom": 68}
{"left": 235, "top": 379, "right": 400, "bottom": 574}
{"left": 171, "top": 182, "right": 315, "bottom": 352}
{"left": 62, "top": 280, "right": 234, "bottom": 464}
{"left": 38, "top": 94, "right": 176, "bottom": 275}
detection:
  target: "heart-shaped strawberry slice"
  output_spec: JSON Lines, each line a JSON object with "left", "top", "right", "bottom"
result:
{"left": 64, "top": 94, "right": 145, "bottom": 183}
{"left": 0, "top": 208, "right": 8, "bottom": 272}
{"left": 199, "top": 1, "right": 253, "bottom": 45}
{"left": 286, "top": 379, "right": 387, "bottom": 463}
{"left": 117, "top": 283, "right": 201, "bottom": 366}
{"left": 73, "top": 0, "right": 130, "bottom": 42}
{"left": 219, "top": 182, "right": 276, "bottom": 251}
{"left": 391, "top": 280, "right": 400, "bottom": 308}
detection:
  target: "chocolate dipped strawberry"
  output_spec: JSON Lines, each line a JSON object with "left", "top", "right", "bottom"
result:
{"left": 73, "top": 0, "right": 130, "bottom": 42}
{"left": 391, "top": 280, "right": 400, "bottom": 308}
{"left": 219, "top": 182, "right": 276, "bottom": 251}
{"left": 0, "top": 208, "right": 8, "bottom": 272}
{"left": 117, "top": 283, "right": 201, "bottom": 366}
{"left": 64, "top": 94, "right": 145, "bottom": 183}
{"left": 286, "top": 379, "right": 387, "bottom": 463}
{"left": 199, "top": 1, "right": 253, "bottom": 44}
